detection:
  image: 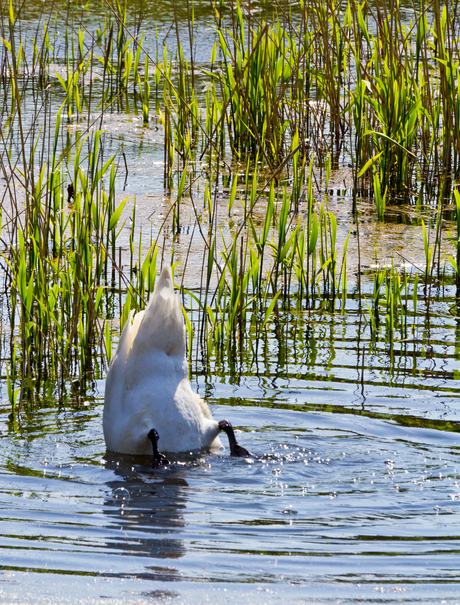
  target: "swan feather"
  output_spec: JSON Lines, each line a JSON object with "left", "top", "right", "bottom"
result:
{"left": 103, "top": 265, "right": 222, "bottom": 455}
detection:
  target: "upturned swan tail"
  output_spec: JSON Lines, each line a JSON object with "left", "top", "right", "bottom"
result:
{"left": 128, "top": 264, "right": 186, "bottom": 360}
{"left": 104, "top": 264, "right": 228, "bottom": 455}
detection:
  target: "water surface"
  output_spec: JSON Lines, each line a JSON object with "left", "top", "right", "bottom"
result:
{"left": 1, "top": 2, "right": 460, "bottom": 602}
{"left": 1, "top": 296, "right": 459, "bottom": 604}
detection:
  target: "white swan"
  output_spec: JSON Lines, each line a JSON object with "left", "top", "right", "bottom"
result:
{"left": 103, "top": 264, "right": 250, "bottom": 464}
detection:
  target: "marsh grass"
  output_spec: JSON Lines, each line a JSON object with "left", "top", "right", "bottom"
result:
{"left": 0, "top": 0, "right": 460, "bottom": 418}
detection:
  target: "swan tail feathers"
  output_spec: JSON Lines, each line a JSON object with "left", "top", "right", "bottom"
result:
{"left": 104, "top": 309, "right": 136, "bottom": 412}
{"left": 130, "top": 264, "right": 186, "bottom": 358}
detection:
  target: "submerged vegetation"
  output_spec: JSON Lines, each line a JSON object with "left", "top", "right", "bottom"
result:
{"left": 0, "top": 0, "right": 460, "bottom": 416}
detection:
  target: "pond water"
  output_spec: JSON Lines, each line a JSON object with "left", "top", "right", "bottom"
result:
{"left": 1, "top": 294, "right": 460, "bottom": 604}
{"left": 1, "top": 0, "right": 460, "bottom": 603}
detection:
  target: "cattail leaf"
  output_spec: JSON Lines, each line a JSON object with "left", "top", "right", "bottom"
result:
{"left": 261, "top": 290, "right": 282, "bottom": 330}
{"left": 182, "top": 304, "right": 193, "bottom": 357}
{"left": 109, "top": 197, "right": 130, "bottom": 231}
{"left": 357, "top": 151, "right": 383, "bottom": 178}
{"left": 104, "top": 320, "right": 112, "bottom": 365}
{"left": 308, "top": 214, "right": 318, "bottom": 255}
{"left": 228, "top": 174, "right": 238, "bottom": 215}
{"left": 0, "top": 37, "right": 11, "bottom": 51}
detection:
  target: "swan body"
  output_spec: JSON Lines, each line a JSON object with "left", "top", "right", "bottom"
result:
{"left": 103, "top": 265, "right": 223, "bottom": 455}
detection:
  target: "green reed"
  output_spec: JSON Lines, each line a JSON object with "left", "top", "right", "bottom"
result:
{"left": 2, "top": 0, "right": 460, "bottom": 415}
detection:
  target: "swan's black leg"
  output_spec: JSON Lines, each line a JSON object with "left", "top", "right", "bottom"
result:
{"left": 218, "top": 420, "right": 252, "bottom": 457}
{"left": 148, "top": 429, "right": 170, "bottom": 467}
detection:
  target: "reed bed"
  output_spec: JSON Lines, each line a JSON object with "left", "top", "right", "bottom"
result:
{"left": 0, "top": 0, "right": 459, "bottom": 417}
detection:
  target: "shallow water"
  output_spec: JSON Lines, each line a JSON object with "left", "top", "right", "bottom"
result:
{"left": 1, "top": 294, "right": 460, "bottom": 605}
{"left": 1, "top": 2, "right": 460, "bottom": 602}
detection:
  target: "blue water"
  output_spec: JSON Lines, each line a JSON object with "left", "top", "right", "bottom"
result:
{"left": 1, "top": 298, "right": 460, "bottom": 604}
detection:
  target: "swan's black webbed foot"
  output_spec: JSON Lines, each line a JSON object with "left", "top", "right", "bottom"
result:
{"left": 218, "top": 420, "right": 253, "bottom": 457}
{"left": 148, "top": 429, "right": 170, "bottom": 467}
